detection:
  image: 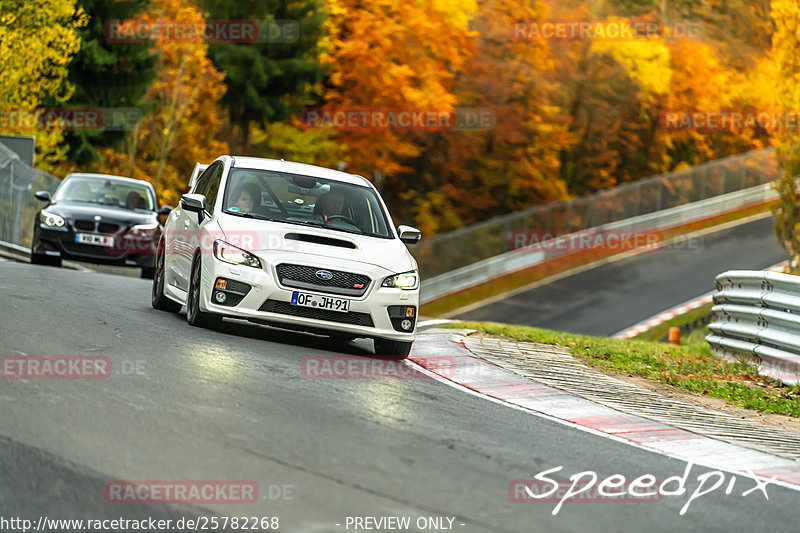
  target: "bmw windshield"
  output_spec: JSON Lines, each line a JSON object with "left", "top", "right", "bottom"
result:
{"left": 54, "top": 176, "right": 156, "bottom": 212}
{"left": 222, "top": 168, "right": 393, "bottom": 239}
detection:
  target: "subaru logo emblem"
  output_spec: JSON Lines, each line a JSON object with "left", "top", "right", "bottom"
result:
{"left": 315, "top": 270, "right": 333, "bottom": 280}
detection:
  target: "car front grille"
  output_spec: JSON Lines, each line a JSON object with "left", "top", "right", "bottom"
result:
{"left": 276, "top": 263, "right": 371, "bottom": 297}
{"left": 259, "top": 299, "right": 374, "bottom": 327}
{"left": 72, "top": 220, "right": 120, "bottom": 234}
{"left": 98, "top": 222, "right": 119, "bottom": 233}
{"left": 74, "top": 220, "right": 95, "bottom": 231}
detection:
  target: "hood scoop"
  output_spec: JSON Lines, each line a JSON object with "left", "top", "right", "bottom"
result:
{"left": 285, "top": 232, "right": 357, "bottom": 249}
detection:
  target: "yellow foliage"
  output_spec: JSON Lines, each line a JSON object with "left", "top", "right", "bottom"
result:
{"left": 0, "top": 0, "right": 87, "bottom": 173}
{"left": 591, "top": 19, "right": 671, "bottom": 99}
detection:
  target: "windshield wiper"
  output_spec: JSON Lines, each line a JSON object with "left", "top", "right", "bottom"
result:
{"left": 227, "top": 211, "right": 278, "bottom": 222}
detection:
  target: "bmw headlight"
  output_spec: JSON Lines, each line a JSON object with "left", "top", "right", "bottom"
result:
{"left": 381, "top": 270, "right": 419, "bottom": 290}
{"left": 41, "top": 210, "right": 65, "bottom": 228}
{"left": 213, "top": 239, "right": 262, "bottom": 269}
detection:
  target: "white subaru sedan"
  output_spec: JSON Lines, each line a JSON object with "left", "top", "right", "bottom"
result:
{"left": 151, "top": 156, "right": 422, "bottom": 358}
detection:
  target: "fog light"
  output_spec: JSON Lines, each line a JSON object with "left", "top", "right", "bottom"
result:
{"left": 214, "top": 291, "right": 227, "bottom": 303}
{"left": 401, "top": 319, "right": 413, "bottom": 331}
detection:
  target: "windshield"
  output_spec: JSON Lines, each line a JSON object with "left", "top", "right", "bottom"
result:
{"left": 55, "top": 176, "right": 155, "bottom": 211}
{"left": 222, "top": 168, "right": 392, "bottom": 238}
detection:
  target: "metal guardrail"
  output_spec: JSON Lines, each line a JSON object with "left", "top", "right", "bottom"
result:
{"left": 0, "top": 240, "right": 92, "bottom": 271}
{"left": 707, "top": 270, "right": 800, "bottom": 385}
{"left": 413, "top": 147, "right": 779, "bottom": 280}
{"left": 421, "top": 182, "right": 778, "bottom": 303}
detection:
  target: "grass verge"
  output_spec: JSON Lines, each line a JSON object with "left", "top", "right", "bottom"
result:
{"left": 422, "top": 201, "right": 774, "bottom": 317}
{"left": 633, "top": 302, "right": 714, "bottom": 342}
{"left": 443, "top": 321, "right": 800, "bottom": 418}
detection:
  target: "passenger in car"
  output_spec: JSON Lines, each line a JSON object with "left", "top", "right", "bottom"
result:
{"left": 125, "top": 191, "right": 144, "bottom": 209}
{"left": 315, "top": 190, "right": 345, "bottom": 221}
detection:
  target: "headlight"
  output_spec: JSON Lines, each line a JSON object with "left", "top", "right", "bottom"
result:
{"left": 131, "top": 222, "right": 159, "bottom": 231}
{"left": 213, "top": 239, "right": 262, "bottom": 269}
{"left": 381, "top": 270, "right": 419, "bottom": 290}
{"left": 41, "top": 210, "right": 65, "bottom": 228}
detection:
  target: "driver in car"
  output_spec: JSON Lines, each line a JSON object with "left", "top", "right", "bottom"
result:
{"left": 316, "top": 190, "right": 345, "bottom": 222}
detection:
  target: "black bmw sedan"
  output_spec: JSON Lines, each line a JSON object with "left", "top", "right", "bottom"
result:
{"left": 31, "top": 173, "right": 171, "bottom": 278}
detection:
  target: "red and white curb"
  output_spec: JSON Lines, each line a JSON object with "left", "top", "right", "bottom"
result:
{"left": 613, "top": 261, "right": 789, "bottom": 340}
{"left": 409, "top": 330, "right": 800, "bottom": 490}
{"left": 612, "top": 292, "right": 714, "bottom": 339}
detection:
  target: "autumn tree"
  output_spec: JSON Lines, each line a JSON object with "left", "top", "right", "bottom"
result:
{"left": 319, "top": 0, "right": 476, "bottom": 233}
{"left": 99, "top": 0, "right": 228, "bottom": 207}
{"left": 57, "top": 0, "right": 157, "bottom": 166}
{"left": 201, "top": 0, "right": 327, "bottom": 151}
{"left": 769, "top": 0, "right": 800, "bottom": 271}
{"left": 0, "top": 0, "right": 87, "bottom": 173}
{"left": 399, "top": 0, "right": 570, "bottom": 234}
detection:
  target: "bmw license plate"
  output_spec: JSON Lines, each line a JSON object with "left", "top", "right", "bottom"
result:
{"left": 291, "top": 291, "right": 350, "bottom": 313}
{"left": 76, "top": 233, "right": 114, "bottom": 247}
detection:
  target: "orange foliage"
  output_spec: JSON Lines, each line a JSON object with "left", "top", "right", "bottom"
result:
{"left": 98, "top": 0, "right": 227, "bottom": 207}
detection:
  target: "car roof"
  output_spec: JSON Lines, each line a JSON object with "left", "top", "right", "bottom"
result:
{"left": 229, "top": 157, "right": 372, "bottom": 187}
{"left": 64, "top": 173, "right": 156, "bottom": 191}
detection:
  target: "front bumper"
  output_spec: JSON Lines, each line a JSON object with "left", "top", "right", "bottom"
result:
{"left": 33, "top": 225, "right": 156, "bottom": 269}
{"left": 196, "top": 255, "right": 418, "bottom": 342}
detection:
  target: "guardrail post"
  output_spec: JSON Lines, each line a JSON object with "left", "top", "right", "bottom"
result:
{"left": 700, "top": 165, "right": 707, "bottom": 200}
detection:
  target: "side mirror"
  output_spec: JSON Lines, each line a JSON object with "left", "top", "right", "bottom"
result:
{"left": 158, "top": 205, "right": 173, "bottom": 216}
{"left": 35, "top": 191, "right": 51, "bottom": 202}
{"left": 181, "top": 194, "right": 206, "bottom": 224}
{"left": 397, "top": 225, "right": 421, "bottom": 245}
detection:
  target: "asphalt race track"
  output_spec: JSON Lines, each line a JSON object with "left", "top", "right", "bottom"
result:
{"left": 456, "top": 216, "right": 787, "bottom": 336}
{"left": 2, "top": 260, "right": 800, "bottom": 532}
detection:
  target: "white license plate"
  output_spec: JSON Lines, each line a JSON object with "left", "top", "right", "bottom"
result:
{"left": 75, "top": 233, "right": 114, "bottom": 247}
{"left": 291, "top": 291, "right": 350, "bottom": 313}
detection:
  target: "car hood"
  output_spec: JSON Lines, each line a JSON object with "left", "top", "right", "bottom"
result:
{"left": 218, "top": 216, "right": 417, "bottom": 274}
{"left": 47, "top": 202, "right": 158, "bottom": 227}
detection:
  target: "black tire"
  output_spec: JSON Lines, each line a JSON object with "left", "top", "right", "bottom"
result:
{"left": 186, "top": 253, "right": 221, "bottom": 328}
{"left": 151, "top": 239, "right": 181, "bottom": 312}
{"left": 373, "top": 339, "right": 413, "bottom": 359}
{"left": 30, "top": 251, "right": 61, "bottom": 267}
{"left": 140, "top": 266, "right": 155, "bottom": 279}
